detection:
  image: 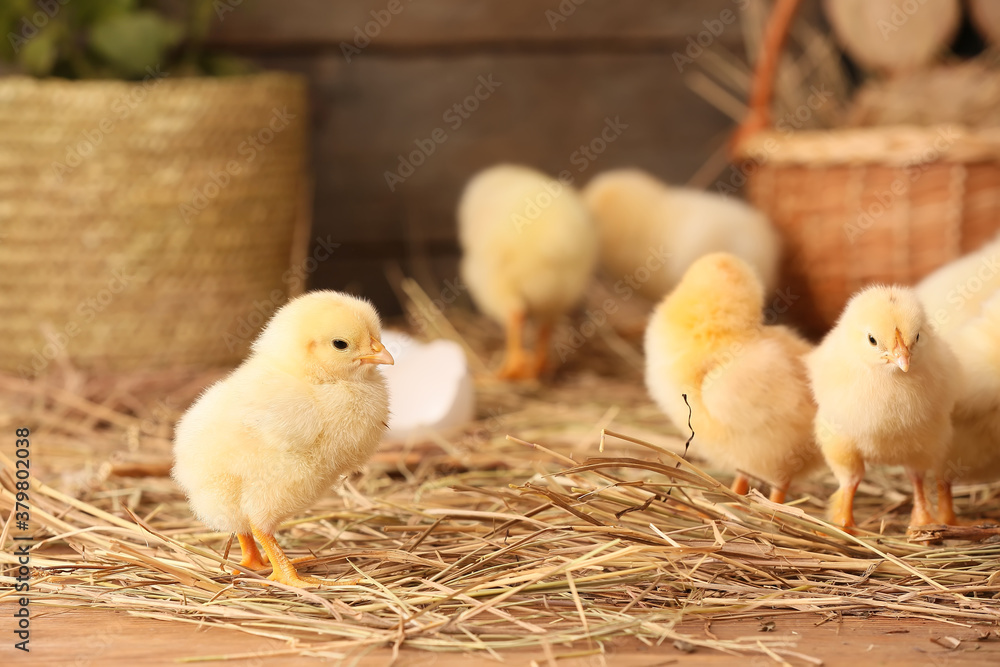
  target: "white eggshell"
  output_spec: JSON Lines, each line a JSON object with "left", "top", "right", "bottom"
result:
{"left": 379, "top": 330, "right": 475, "bottom": 440}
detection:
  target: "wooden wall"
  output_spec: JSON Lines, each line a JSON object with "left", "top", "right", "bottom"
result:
{"left": 209, "top": 0, "right": 753, "bottom": 314}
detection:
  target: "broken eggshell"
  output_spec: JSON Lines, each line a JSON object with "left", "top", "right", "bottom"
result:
{"left": 379, "top": 330, "right": 475, "bottom": 441}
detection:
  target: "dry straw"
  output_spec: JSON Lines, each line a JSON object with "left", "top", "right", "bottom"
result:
{"left": 2, "top": 298, "right": 1000, "bottom": 663}
{"left": 0, "top": 73, "right": 309, "bottom": 374}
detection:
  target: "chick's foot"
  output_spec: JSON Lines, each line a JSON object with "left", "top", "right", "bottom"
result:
{"left": 266, "top": 571, "right": 325, "bottom": 588}
{"left": 252, "top": 526, "right": 324, "bottom": 588}
{"left": 906, "top": 470, "right": 935, "bottom": 529}
{"left": 232, "top": 533, "right": 270, "bottom": 574}
{"left": 936, "top": 480, "right": 963, "bottom": 526}
{"left": 731, "top": 474, "right": 750, "bottom": 496}
{"left": 497, "top": 349, "right": 534, "bottom": 380}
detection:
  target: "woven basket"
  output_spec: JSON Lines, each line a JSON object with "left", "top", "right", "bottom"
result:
{"left": 0, "top": 73, "right": 309, "bottom": 375}
{"left": 731, "top": 0, "right": 1000, "bottom": 333}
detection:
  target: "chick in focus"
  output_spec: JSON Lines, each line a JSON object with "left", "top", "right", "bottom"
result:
{"left": 916, "top": 238, "right": 1000, "bottom": 524}
{"left": 459, "top": 164, "right": 598, "bottom": 380}
{"left": 583, "top": 168, "right": 781, "bottom": 300}
{"left": 173, "top": 291, "right": 393, "bottom": 588}
{"left": 645, "top": 253, "right": 821, "bottom": 502}
{"left": 807, "top": 286, "right": 958, "bottom": 531}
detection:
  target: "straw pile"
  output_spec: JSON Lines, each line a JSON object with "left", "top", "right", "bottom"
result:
{"left": 3, "top": 300, "right": 1000, "bottom": 664}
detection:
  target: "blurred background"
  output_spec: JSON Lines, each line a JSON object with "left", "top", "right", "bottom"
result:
{"left": 4, "top": 0, "right": 999, "bottom": 375}
{"left": 203, "top": 0, "right": 775, "bottom": 312}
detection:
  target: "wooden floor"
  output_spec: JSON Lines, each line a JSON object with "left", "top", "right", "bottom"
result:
{"left": 8, "top": 606, "right": 1000, "bottom": 666}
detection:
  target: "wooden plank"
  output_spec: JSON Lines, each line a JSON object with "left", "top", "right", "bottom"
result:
{"left": 210, "top": 0, "right": 752, "bottom": 50}
{"left": 16, "top": 606, "right": 999, "bottom": 665}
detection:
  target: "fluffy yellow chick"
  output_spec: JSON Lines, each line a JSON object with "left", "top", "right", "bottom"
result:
{"left": 645, "top": 253, "right": 821, "bottom": 502}
{"left": 582, "top": 168, "right": 780, "bottom": 300}
{"left": 173, "top": 291, "right": 393, "bottom": 587}
{"left": 459, "top": 164, "right": 597, "bottom": 380}
{"left": 916, "top": 239, "right": 1000, "bottom": 523}
{"left": 916, "top": 233, "right": 1000, "bottom": 338}
{"left": 807, "top": 286, "right": 958, "bottom": 531}
{"left": 935, "top": 291, "right": 1000, "bottom": 524}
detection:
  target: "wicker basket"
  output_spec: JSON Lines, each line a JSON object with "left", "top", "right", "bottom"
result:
{"left": 0, "top": 73, "right": 309, "bottom": 376}
{"left": 731, "top": 0, "right": 1000, "bottom": 333}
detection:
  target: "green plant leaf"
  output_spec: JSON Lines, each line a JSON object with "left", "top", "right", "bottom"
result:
{"left": 202, "top": 54, "right": 256, "bottom": 77}
{"left": 17, "top": 26, "right": 60, "bottom": 76}
{"left": 0, "top": 0, "right": 44, "bottom": 62}
{"left": 88, "top": 10, "right": 184, "bottom": 78}
{"left": 71, "top": 0, "right": 137, "bottom": 25}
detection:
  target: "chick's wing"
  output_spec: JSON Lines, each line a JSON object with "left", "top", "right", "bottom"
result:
{"left": 700, "top": 330, "right": 811, "bottom": 431}
{"left": 239, "top": 373, "right": 324, "bottom": 452}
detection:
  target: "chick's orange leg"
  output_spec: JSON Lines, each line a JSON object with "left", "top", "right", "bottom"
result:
{"left": 497, "top": 310, "right": 531, "bottom": 380}
{"left": 731, "top": 473, "right": 750, "bottom": 496}
{"left": 232, "top": 533, "right": 269, "bottom": 574}
{"left": 769, "top": 482, "right": 789, "bottom": 505}
{"left": 822, "top": 439, "right": 864, "bottom": 531}
{"left": 529, "top": 321, "right": 553, "bottom": 379}
{"left": 829, "top": 480, "right": 861, "bottom": 531}
{"left": 936, "top": 479, "right": 959, "bottom": 526}
{"left": 906, "top": 469, "right": 935, "bottom": 528}
{"left": 250, "top": 526, "right": 323, "bottom": 588}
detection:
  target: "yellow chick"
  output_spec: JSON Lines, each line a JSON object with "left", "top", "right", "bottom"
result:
{"left": 459, "top": 164, "right": 597, "bottom": 380}
{"left": 807, "top": 286, "right": 958, "bottom": 531}
{"left": 582, "top": 168, "right": 781, "bottom": 300}
{"left": 916, "top": 233, "right": 1000, "bottom": 338}
{"left": 935, "top": 291, "right": 1000, "bottom": 524}
{"left": 916, "top": 240, "right": 1000, "bottom": 523}
{"left": 172, "top": 291, "right": 393, "bottom": 587}
{"left": 645, "top": 253, "right": 821, "bottom": 502}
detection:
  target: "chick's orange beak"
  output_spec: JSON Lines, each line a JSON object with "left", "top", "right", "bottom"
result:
{"left": 891, "top": 328, "right": 910, "bottom": 372}
{"left": 359, "top": 337, "right": 394, "bottom": 365}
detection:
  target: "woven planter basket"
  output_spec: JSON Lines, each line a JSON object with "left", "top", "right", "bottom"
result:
{"left": 731, "top": 0, "right": 1000, "bottom": 333}
{"left": 0, "top": 73, "right": 309, "bottom": 375}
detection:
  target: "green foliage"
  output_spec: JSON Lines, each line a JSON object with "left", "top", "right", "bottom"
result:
{"left": 1, "top": 0, "right": 250, "bottom": 79}
{"left": 90, "top": 10, "right": 183, "bottom": 77}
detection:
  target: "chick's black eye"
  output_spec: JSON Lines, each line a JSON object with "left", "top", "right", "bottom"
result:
{"left": 332, "top": 339, "right": 349, "bottom": 350}
{"left": 868, "top": 335, "right": 878, "bottom": 346}
{"left": 915, "top": 333, "right": 920, "bottom": 343}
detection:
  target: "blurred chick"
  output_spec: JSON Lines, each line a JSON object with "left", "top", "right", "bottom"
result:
{"left": 916, "top": 233, "right": 1000, "bottom": 338}
{"left": 806, "top": 286, "right": 958, "bottom": 531}
{"left": 583, "top": 168, "right": 781, "bottom": 300}
{"left": 459, "top": 164, "right": 597, "bottom": 380}
{"left": 916, "top": 239, "right": 1000, "bottom": 523}
{"left": 936, "top": 291, "right": 1000, "bottom": 524}
{"left": 645, "top": 253, "right": 821, "bottom": 502}
{"left": 173, "top": 291, "right": 393, "bottom": 588}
